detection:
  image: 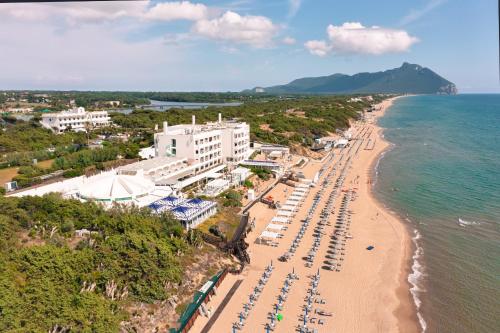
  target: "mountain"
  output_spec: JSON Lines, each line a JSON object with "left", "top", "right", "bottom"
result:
{"left": 247, "top": 63, "right": 457, "bottom": 95}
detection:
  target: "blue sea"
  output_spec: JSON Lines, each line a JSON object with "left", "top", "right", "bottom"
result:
{"left": 375, "top": 95, "right": 500, "bottom": 333}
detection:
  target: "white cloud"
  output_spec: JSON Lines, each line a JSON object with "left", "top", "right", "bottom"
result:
{"left": 0, "top": 1, "right": 208, "bottom": 24}
{"left": 305, "top": 22, "right": 419, "bottom": 56}
{"left": 282, "top": 36, "right": 296, "bottom": 45}
{"left": 400, "top": 0, "right": 447, "bottom": 25}
{"left": 192, "top": 11, "right": 278, "bottom": 48}
{"left": 0, "top": 1, "right": 147, "bottom": 23}
{"left": 0, "top": 2, "right": 279, "bottom": 48}
{"left": 142, "top": 1, "right": 208, "bottom": 21}
{"left": 288, "top": 0, "right": 302, "bottom": 19}
{"left": 304, "top": 40, "right": 332, "bottom": 57}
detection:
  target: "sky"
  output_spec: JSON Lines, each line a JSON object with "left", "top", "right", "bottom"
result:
{"left": 0, "top": 0, "right": 498, "bottom": 92}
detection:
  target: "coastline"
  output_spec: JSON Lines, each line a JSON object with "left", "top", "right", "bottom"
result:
{"left": 370, "top": 96, "right": 421, "bottom": 333}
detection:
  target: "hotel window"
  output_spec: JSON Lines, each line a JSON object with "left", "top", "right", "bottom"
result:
{"left": 171, "top": 139, "right": 176, "bottom": 147}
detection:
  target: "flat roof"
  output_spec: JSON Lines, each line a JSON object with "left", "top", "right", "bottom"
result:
{"left": 158, "top": 121, "right": 248, "bottom": 136}
{"left": 119, "top": 156, "right": 187, "bottom": 172}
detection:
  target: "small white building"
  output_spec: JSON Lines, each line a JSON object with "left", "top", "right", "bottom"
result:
{"left": 260, "top": 144, "right": 290, "bottom": 157}
{"left": 40, "top": 107, "right": 111, "bottom": 133}
{"left": 230, "top": 167, "right": 251, "bottom": 185}
{"left": 334, "top": 139, "right": 349, "bottom": 148}
{"left": 203, "top": 178, "right": 230, "bottom": 197}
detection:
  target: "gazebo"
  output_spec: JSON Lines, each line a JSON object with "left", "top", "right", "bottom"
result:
{"left": 149, "top": 196, "right": 217, "bottom": 229}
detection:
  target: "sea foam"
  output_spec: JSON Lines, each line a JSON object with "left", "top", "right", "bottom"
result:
{"left": 457, "top": 218, "right": 481, "bottom": 227}
{"left": 408, "top": 228, "right": 427, "bottom": 332}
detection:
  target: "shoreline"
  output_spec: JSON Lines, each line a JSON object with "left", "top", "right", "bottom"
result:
{"left": 370, "top": 96, "right": 421, "bottom": 333}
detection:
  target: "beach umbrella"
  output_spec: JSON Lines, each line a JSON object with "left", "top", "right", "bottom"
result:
{"left": 276, "top": 313, "right": 283, "bottom": 322}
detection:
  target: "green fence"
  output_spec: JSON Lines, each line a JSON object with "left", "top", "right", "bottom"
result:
{"left": 169, "top": 269, "right": 227, "bottom": 333}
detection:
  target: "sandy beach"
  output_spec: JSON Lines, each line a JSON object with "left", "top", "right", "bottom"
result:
{"left": 190, "top": 96, "right": 419, "bottom": 333}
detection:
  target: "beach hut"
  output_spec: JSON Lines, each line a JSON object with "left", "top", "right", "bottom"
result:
{"left": 272, "top": 216, "right": 289, "bottom": 224}
{"left": 260, "top": 230, "right": 280, "bottom": 239}
{"left": 289, "top": 195, "right": 304, "bottom": 202}
{"left": 266, "top": 223, "right": 285, "bottom": 231}
{"left": 277, "top": 210, "right": 293, "bottom": 217}
{"left": 281, "top": 204, "right": 298, "bottom": 212}
{"left": 285, "top": 200, "right": 300, "bottom": 207}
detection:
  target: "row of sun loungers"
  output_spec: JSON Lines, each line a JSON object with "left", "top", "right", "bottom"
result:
{"left": 233, "top": 262, "right": 275, "bottom": 331}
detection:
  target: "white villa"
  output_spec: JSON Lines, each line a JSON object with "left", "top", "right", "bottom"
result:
{"left": 41, "top": 107, "right": 111, "bottom": 133}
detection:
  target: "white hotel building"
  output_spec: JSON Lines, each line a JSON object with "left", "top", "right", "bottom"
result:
{"left": 41, "top": 107, "right": 111, "bottom": 133}
{"left": 154, "top": 114, "right": 250, "bottom": 174}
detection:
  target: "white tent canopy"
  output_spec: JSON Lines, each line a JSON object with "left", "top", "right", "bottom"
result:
{"left": 266, "top": 223, "right": 285, "bottom": 231}
{"left": 297, "top": 183, "right": 310, "bottom": 188}
{"left": 281, "top": 204, "right": 297, "bottom": 211}
{"left": 291, "top": 191, "right": 305, "bottom": 197}
{"left": 78, "top": 173, "right": 155, "bottom": 203}
{"left": 272, "top": 216, "right": 289, "bottom": 224}
{"left": 260, "top": 230, "right": 279, "bottom": 239}
{"left": 277, "top": 210, "right": 293, "bottom": 217}
{"left": 289, "top": 195, "right": 304, "bottom": 201}
{"left": 285, "top": 200, "right": 299, "bottom": 206}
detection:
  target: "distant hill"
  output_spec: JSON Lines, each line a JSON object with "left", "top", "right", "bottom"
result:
{"left": 247, "top": 63, "right": 457, "bottom": 95}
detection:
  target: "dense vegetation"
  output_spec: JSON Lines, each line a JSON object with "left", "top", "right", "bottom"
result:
{"left": 111, "top": 95, "right": 376, "bottom": 146}
{"left": 0, "top": 194, "right": 207, "bottom": 332}
{"left": 0, "top": 119, "right": 86, "bottom": 155}
{"left": 1, "top": 91, "right": 276, "bottom": 110}
{"left": 0, "top": 117, "right": 146, "bottom": 187}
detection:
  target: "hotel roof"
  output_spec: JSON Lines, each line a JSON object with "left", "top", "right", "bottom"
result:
{"left": 119, "top": 156, "right": 188, "bottom": 173}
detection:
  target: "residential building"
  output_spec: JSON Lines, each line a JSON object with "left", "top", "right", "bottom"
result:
{"left": 40, "top": 107, "right": 110, "bottom": 133}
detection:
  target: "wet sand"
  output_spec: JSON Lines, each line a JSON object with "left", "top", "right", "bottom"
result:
{"left": 191, "top": 97, "right": 418, "bottom": 333}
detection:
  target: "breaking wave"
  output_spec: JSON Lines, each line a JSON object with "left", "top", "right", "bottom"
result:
{"left": 408, "top": 229, "right": 427, "bottom": 332}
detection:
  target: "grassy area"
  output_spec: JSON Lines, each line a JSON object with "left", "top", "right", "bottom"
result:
{"left": 0, "top": 159, "right": 54, "bottom": 185}
{"left": 0, "top": 166, "right": 18, "bottom": 185}
{"left": 197, "top": 206, "right": 241, "bottom": 241}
